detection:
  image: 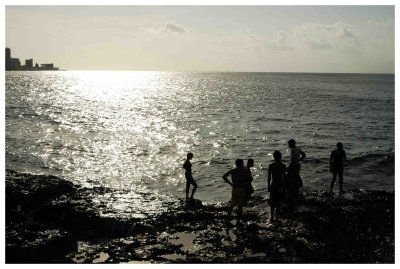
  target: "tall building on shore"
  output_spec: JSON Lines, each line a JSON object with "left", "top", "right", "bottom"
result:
{"left": 5, "top": 47, "right": 21, "bottom": 70}
{"left": 25, "top": 59, "right": 33, "bottom": 69}
{"left": 5, "top": 47, "right": 12, "bottom": 70}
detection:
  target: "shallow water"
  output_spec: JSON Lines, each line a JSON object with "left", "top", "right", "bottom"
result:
{"left": 6, "top": 71, "right": 394, "bottom": 204}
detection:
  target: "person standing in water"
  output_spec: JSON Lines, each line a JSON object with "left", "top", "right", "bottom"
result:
{"left": 287, "top": 139, "right": 306, "bottom": 196}
{"left": 183, "top": 152, "right": 197, "bottom": 200}
{"left": 330, "top": 142, "right": 347, "bottom": 193}
{"left": 268, "top": 151, "right": 286, "bottom": 223}
{"left": 222, "top": 159, "right": 250, "bottom": 225}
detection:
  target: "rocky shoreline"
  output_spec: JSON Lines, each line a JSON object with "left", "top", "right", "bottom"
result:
{"left": 5, "top": 169, "right": 394, "bottom": 263}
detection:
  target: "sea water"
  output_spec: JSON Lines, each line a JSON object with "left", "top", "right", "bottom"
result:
{"left": 5, "top": 71, "right": 394, "bottom": 204}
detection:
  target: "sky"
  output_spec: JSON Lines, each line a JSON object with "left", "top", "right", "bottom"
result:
{"left": 4, "top": 2, "right": 396, "bottom": 73}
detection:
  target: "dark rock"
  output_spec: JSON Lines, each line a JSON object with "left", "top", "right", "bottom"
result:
{"left": 6, "top": 223, "right": 77, "bottom": 263}
{"left": 5, "top": 170, "right": 394, "bottom": 263}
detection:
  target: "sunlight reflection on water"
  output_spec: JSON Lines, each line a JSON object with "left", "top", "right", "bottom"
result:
{"left": 7, "top": 71, "right": 197, "bottom": 195}
{"left": 6, "top": 71, "right": 395, "bottom": 205}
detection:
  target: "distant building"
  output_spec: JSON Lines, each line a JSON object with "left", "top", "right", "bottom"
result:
{"left": 5, "top": 47, "right": 61, "bottom": 71}
{"left": 5, "top": 48, "right": 21, "bottom": 70}
{"left": 5, "top": 48, "right": 12, "bottom": 70}
{"left": 39, "top": 63, "right": 59, "bottom": 70}
{"left": 11, "top": 58, "right": 21, "bottom": 70}
{"left": 40, "top": 63, "right": 54, "bottom": 69}
{"left": 25, "top": 59, "right": 33, "bottom": 69}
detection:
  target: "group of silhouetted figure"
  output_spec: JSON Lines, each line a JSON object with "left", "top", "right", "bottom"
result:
{"left": 183, "top": 139, "right": 347, "bottom": 225}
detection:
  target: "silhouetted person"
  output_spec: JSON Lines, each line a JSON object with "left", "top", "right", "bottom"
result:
{"left": 183, "top": 152, "right": 197, "bottom": 200}
{"left": 330, "top": 142, "right": 347, "bottom": 193}
{"left": 268, "top": 151, "right": 286, "bottom": 223}
{"left": 222, "top": 159, "right": 250, "bottom": 225}
{"left": 244, "top": 159, "right": 255, "bottom": 201}
{"left": 287, "top": 139, "right": 306, "bottom": 197}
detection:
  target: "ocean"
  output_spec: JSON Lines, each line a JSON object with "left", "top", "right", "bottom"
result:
{"left": 5, "top": 71, "right": 394, "bottom": 206}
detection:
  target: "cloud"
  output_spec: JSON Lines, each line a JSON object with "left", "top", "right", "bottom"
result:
{"left": 367, "top": 19, "right": 394, "bottom": 28}
{"left": 293, "top": 22, "right": 360, "bottom": 52}
{"left": 276, "top": 31, "right": 292, "bottom": 50}
{"left": 250, "top": 32, "right": 293, "bottom": 51}
{"left": 139, "top": 22, "right": 188, "bottom": 34}
{"left": 307, "top": 39, "right": 333, "bottom": 50}
{"left": 210, "top": 36, "right": 247, "bottom": 47}
{"left": 337, "top": 28, "right": 355, "bottom": 39}
{"left": 164, "top": 22, "right": 187, "bottom": 33}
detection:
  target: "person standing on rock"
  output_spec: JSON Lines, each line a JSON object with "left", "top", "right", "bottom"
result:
{"left": 244, "top": 158, "right": 255, "bottom": 202}
{"left": 183, "top": 152, "right": 197, "bottom": 201}
{"left": 268, "top": 151, "right": 286, "bottom": 223}
{"left": 222, "top": 159, "right": 251, "bottom": 225}
{"left": 330, "top": 142, "right": 347, "bottom": 193}
{"left": 287, "top": 139, "right": 306, "bottom": 197}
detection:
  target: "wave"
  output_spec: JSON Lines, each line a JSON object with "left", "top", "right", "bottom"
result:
{"left": 350, "top": 152, "right": 394, "bottom": 164}
{"left": 302, "top": 158, "right": 328, "bottom": 165}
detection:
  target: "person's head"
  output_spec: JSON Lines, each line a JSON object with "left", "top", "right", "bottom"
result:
{"left": 273, "top": 150, "right": 282, "bottom": 161}
{"left": 288, "top": 139, "right": 296, "bottom": 148}
{"left": 247, "top": 158, "right": 254, "bottom": 168}
{"left": 336, "top": 142, "right": 343, "bottom": 150}
{"left": 187, "top": 152, "right": 193, "bottom": 160}
{"left": 235, "top": 159, "right": 244, "bottom": 168}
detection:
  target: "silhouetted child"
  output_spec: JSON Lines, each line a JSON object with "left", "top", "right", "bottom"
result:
{"left": 222, "top": 159, "right": 250, "bottom": 226}
{"left": 330, "top": 142, "right": 347, "bottom": 193}
{"left": 244, "top": 159, "right": 255, "bottom": 202}
{"left": 268, "top": 151, "right": 286, "bottom": 223}
{"left": 183, "top": 152, "right": 197, "bottom": 200}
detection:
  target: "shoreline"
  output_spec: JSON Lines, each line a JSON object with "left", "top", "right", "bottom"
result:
{"left": 5, "top": 169, "right": 394, "bottom": 263}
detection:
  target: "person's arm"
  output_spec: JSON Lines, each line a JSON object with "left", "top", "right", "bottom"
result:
{"left": 267, "top": 165, "right": 272, "bottom": 191}
{"left": 222, "top": 170, "right": 233, "bottom": 187}
{"left": 329, "top": 151, "right": 334, "bottom": 172}
{"left": 183, "top": 160, "right": 188, "bottom": 170}
{"left": 299, "top": 149, "right": 306, "bottom": 161}
{"left": 248, "top": 170, "right": 253, "bottom": 183}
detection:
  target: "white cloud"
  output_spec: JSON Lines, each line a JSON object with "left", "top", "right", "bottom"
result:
{"left": 210, "top": 35, "right": 247, "bottom": 47}
{"left": 337, "top": 27, "right": 355, "bottom": 39}
{"left": 293, "top": 21, "right": 360, "bottom": 52}
{"left": 249, "top": 32, "right": 293, "bottom": 51}
{"left": 164, "top": 22, "right": 187, "bottom": 33}
{"left": 139, "top": 22, "right": 188, "bottom": 34}
{"left": 367, "top": 19, "right": 394, "bottom": 28}
{"left": 307, "top": 39, "right": 333, "bottom": 50}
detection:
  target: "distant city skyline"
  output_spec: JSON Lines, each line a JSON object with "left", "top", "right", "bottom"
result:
{"left": 5, "top": 4, "right": 395, "bottom": 73}
{"left": 5, "top": 47, "right": 60, "bottom": 71}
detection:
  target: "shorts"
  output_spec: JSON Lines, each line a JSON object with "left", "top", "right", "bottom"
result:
{"left": 270, "top": 191, "right": 284, "bottom": 206}
{"left": 185, "top": 174, "right": 197, "bottom": 187}
{"left": 231, "top": 187, "right": 246, "bottom": 207}
{"left": 332, "top": 165, "right": 343, "bottom": 173}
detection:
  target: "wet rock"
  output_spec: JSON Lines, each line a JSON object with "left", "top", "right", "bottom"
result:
{"left": 5, "top": 170, "right": 394, "bottom": 263}
{"left": 6, "top": 222, "right": 77, "bottom": 263}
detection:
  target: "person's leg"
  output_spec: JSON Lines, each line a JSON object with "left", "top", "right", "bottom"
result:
{"left": 295, "top": 164, "right": 302, "bottom": 194}
{"left": 330, "top": 172, "right": 337, "bottom": 192}
{"left": 276, "top": 202, "right": 281, "bottom": 219}
{"left": 338, "top": 172, "right": 344, "bottom": 192}
{"left": 227, "top": 202, "right": 234, "bottom": 219}
{"left": 190, "top": 181, "right": 197, "bottom": 199}
{"left": 270, "top": 205, "right": 275, "bottom": 223}
{"left": 237, "top": 206, "right": 243, "bottom": 225}
{"left": 186, "top": 181, "right": 190, "bottom": 199}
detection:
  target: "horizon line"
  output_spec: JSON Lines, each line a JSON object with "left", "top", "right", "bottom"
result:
{"left": 6, "top": 70, "right": 394, "bottom": 75}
